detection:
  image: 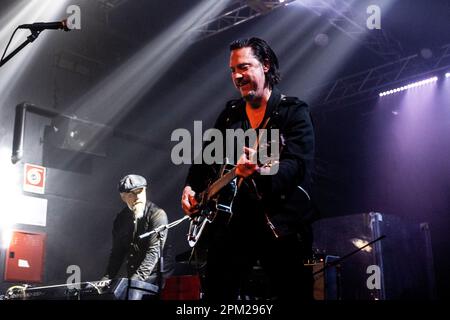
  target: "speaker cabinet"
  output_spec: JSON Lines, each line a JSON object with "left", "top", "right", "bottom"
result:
{"left": 307, "top": 255, "right": 340, "bottom": 300}
{"left": 312, "top": 212, "right": 433, "bottom": 299}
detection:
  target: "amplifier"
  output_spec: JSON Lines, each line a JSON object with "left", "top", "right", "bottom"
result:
{"left": 160, "top": 275, "right": 201, "bottom": 300}
{"left": 305, "top": 255, "right": 340, "bottom": 300}
{"left": 234, "top": 256, "right": 340, "bottom": 300}
{"left": 312, "top": 213, "right": 432, "bottom": 299}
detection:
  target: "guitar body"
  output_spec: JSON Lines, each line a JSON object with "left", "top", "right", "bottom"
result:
{"left": 188, "top": 164, "right": 237, "bottom": 248}
{"left": 187, "top": 128, "right": 283, "bottom": 248}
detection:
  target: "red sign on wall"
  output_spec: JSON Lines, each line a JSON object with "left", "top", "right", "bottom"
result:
{"left": 23, "top": 163, "right": 46, "bottom": 194}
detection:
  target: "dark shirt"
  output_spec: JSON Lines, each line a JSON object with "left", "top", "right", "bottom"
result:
{"left": 186, "top": 87, "right": 316, "bottom": 237}
{"left": 104, "top": 201, "right": 168, "bottom": 282}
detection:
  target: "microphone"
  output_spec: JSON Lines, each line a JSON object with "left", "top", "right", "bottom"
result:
{"left": 18, "top": 20, "right": 70, "bottom": 32}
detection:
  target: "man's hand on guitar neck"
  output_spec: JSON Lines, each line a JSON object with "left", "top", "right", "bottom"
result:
{"left": 236, "top": 146, "right": 274, "bottom": 178}
{"left": 181, "top": 186, "right": 199, "bottom": 216}
{"left": 236, "top": 147, "right": 257, "bottom": 178}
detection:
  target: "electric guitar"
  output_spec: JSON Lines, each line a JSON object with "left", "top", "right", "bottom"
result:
{"left": 187, "top": 115, "right": 287, "bottom": 247}
{"left": 187, "top": 136, "right": 283, "bottom": 247}
{"left": 187, "top": 162, "right": 238, "bottom": 248}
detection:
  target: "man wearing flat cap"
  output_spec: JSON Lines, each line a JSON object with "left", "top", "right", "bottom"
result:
{"left": 103, "top": 174, "right": 168, "bottom": 287}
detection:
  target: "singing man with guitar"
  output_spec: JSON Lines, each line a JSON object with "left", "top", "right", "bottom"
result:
{"left": 181, "top": 38, "right": 316, "bottom": 301}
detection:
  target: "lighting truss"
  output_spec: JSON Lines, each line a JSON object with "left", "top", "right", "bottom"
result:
{"left": 190, "top": 0, "right": 296, "bottom": 41}
{"left": 96, "top": 0, "right": 128, "bottom": 10}
{"left": 296, "top": 0, "right": 404, "bottom": 60}
{"left": 191, "top": 0, "right": 403, "bottom": 60}
{"left": 306, "top": 43, "right": 450, "bottom": 107}
{"left": 379, "top": 76, "right": 438, "bottom": 97}
{"left": 94, "top": 0, "right": 130, "bottom": 26}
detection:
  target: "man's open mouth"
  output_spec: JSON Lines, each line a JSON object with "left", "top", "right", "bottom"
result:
{"left": 236, "top": 80, "right": 250, "bottom": 88}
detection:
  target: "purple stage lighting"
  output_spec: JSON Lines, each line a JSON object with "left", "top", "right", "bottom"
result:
{"left": 379, "top": 76, "right": 439, "bottom": 97}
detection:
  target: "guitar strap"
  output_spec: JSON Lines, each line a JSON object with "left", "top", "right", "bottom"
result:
{"left": 238, "top": 94, "right": 286, "bottom": 198}
{"left": 236, "top": 116, "right": 271, "bottom": 190}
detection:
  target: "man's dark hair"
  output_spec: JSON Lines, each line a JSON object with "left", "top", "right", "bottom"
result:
{"left": 230, "top": 37, "right": 281, "bottom": 88}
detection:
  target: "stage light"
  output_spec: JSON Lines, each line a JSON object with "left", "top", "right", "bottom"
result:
{"left": 351, "top": 238, "right": 372, "bottom": 253}
{"left": 314, "top": 33, "right": 329, "bottom": 47}
{"left": 379, "top": 76, "right": 438, "bottom": 97}
{"left": 420, "top": 48, "right": 433, "bottom": 60}
{"left": 445, "top": 72, "right": 450, "bottom": 78}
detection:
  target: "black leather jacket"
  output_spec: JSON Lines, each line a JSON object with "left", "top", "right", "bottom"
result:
{"left": 104, "top": 201, "right": 168, "bottom": 282}
{"left": 185, "top": 87, "right": 316, "bottom": 237}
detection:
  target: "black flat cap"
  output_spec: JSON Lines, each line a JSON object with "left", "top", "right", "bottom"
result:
{"left": 118, "top": 174, "right": 147, "bottom": 193}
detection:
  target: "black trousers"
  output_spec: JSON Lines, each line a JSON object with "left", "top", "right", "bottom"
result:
{"left": 203, "top": 217, "right": 313, "bottom": 302}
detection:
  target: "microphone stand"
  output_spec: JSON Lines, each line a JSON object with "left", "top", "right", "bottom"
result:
{"left": 0, "top": 30, "right": 41, "bottom": 68}
{"left": 139, "top": 215, "right": 189, "bottom": 298}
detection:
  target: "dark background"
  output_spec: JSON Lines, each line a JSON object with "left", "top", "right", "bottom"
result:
{"left": 0, "top": 0, "right": 448, "bottom": 299}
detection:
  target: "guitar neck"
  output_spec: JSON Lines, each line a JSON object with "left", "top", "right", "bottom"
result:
{"left": 207, "top": 168, "right": 237, "bottom": 199}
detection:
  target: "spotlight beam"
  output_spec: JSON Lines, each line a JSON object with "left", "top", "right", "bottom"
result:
{"left": 42, "top": 0, "right": 229, "bottom": 169}
{"left": 70, "top": 0, "right": 228, "bottom": 126}
{"left": 190, "top": 0, "right": 297, "bottom": 42}
{"left": 0, "top": 0, "right": 70, "bottom": 108}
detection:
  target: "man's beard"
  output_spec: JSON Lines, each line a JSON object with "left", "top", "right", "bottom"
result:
{"left": 237, "top": 81, "right": 256, "bottom": 103}
{"left": 243, "top": 90, "right": 263, "bottom": 108}
{"left": 243, "top": 90, "right": 256, "bottom": 101}
{"left": 132, "top": 202, "right": 145, "bottom": 219}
